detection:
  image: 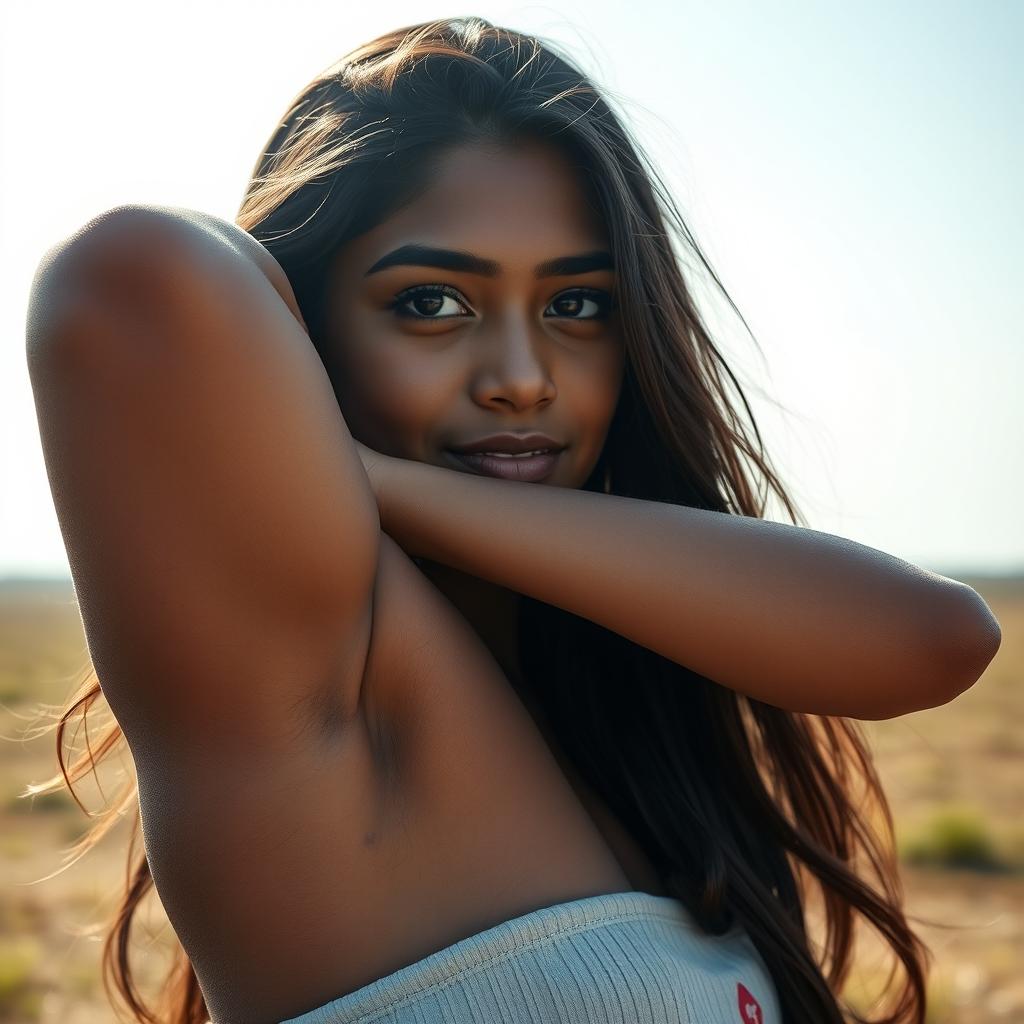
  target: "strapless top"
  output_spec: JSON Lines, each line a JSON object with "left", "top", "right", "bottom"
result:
{"left": 278, "top": 889, "right": 780, "bottom": 1023}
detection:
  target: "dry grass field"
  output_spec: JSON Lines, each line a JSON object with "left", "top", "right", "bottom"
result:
{"left": 1, "top": 574, "right": 1020, "bottom": 1023}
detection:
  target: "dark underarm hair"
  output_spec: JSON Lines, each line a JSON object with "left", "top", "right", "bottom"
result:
{"left": 31, "top": 17, "right": 931, "bottom": 1023}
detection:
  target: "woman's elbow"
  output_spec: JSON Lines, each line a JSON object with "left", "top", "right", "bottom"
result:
{"left": 927, "top": 582, "right": 1002, "bottom": 707}
{"left": 862, "top": 584, "right": 1003, "bottom": 722}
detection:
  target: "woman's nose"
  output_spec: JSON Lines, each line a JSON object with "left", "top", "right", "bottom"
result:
{"left": 470, "top": 317, "right": 556, "bottom": 408}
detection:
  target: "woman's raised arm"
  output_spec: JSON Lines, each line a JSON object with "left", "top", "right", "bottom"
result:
{"left": 25, "top": 205, "right": 379, "bottom": 760}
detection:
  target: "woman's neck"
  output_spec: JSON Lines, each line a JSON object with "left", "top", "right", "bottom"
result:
{"left": 414, "top": 557, "right": 525, "bottom": 687}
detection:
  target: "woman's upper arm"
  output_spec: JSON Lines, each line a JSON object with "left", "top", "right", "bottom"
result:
{"left": 25, "top": 206, "right": 379, "bottom": 757}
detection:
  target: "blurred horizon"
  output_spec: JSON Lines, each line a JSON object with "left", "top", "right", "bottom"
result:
{"left": 3, "top": 568, "right": 1022, "bottom": 588}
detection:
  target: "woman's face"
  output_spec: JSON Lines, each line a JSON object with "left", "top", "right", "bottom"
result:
{"left": 322, "top": 139, "right": 625, "bottom": 488}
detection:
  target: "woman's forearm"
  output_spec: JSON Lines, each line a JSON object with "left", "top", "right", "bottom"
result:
{"left": 377, "top": 455, "right": 1001, "bottom": 720}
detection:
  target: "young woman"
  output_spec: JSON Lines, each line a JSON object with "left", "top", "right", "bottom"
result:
{"left": 25, "top": 16, "right": 1000, "bottom": 1024}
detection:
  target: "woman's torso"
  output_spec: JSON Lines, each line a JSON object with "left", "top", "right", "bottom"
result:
{"left": 138, "top": 531, "right": 673, "bottom": 1024}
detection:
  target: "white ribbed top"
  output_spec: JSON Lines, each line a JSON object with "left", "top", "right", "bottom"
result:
{"left": 278, "top": 889, "right": 780, "bottom": 1023}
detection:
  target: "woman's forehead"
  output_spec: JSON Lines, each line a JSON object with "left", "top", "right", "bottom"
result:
{"left": 341, "top": 141, "right": 609, "bottom": 275}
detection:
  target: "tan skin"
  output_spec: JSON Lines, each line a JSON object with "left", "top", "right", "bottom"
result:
{"left": 322, "top": 139, "right": 625, "bottom": 693}
{"left": 35, "top": 142, "right": 662, "bottom": 1023}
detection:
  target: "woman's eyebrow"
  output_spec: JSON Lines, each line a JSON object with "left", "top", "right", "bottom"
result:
{"left": 364, "top": 244, "right": 614, "bottom": 278}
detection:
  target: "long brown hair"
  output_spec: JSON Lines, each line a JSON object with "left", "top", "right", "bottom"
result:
{"left": 24, "top": 17, "right": 932, "bottom": 1023}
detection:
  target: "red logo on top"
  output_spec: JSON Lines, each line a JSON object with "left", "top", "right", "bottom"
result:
{"left": 737, "top": 982, "right": 763, "bottom": 1023}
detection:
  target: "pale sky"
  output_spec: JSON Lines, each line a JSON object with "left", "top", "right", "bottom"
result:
{"left": 2, "top": 0, "right": 1021, "bottom": 580}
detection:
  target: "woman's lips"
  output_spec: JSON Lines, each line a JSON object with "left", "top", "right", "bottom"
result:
{"left": 444, "top": 448, "right": 562, "bottom": 482}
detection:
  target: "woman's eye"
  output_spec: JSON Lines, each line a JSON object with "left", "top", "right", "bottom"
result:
{"left": 544, "top": 288, "right": 614, "bottom": 320}
{"left": 389, "top": 285, "right": 615, "bottom": 321}
{"left": 390, "top": 284, "right": 471, "bottom": 320}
